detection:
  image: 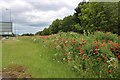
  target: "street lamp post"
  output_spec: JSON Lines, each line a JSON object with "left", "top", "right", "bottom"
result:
{"left": 5, "top": 8, "right": 15, "bottom": 36}
{"left": 6, "top": 8, "right": 11, "bottom": 22}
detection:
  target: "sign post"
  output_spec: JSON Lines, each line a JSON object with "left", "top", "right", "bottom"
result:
{"left": 0, "top": 22, "right": 13, "bottom": 36}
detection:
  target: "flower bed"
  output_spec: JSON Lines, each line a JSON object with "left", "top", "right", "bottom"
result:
{"left": 50, "top": 31, "right": 120, "bottom": 78}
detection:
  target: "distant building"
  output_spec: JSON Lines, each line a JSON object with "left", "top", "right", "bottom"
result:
{"left": 0, "top": 22, "right": 13, "bottom": 36}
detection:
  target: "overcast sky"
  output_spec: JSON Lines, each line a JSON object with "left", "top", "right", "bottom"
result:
{"left": 0, "top": 0, "right": 85, "bottom": 34}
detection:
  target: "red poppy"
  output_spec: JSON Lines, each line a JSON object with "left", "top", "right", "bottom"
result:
{"left": 108, "top": 40, "right": 111, "bottom": 43}
{"left": 115, "top": 43, "right": 119, "bottom": 49}
{"left": 97, "top": 57, "right": 101, "bottom": 60}
{"left": 64, "top": 40, "right": 67, "bottom": 43}
{"left": 80, "top": 50, "right": 84, "bottom": 56}
{"left": 67, "top": 58, "right": 71, "bottom": 61}
{"left": 84, "top": 55, "right": 87, "bottom": 59}
{"left": 63, "top": 44, "right": 68, "bottom": 47}
{"left": 104, "top": 55, "right": 107, "bottom": 62}
{"left": 82, "top": 40, "right": 85, "bottom": 43}
{"left": 41, "top": 36, "right": 49, "bottom": 39}
{"left": 118, "top": 54, "right": 120, "bottom": 59}
{"left": 77, "top": 47, "right": 81, "bottom": 50}
{"left": 94, "top": 49, "right": 98, "bottom": 54}
{"left": 64, "top": 53, "right": 68, "bottom": 56}
{"left": 95, "top": 45, "right": 98, "bottom": 49}
{"left": 113, "top": 48, "right": 117, "bottom": 51}
{"left": 108, "top": 70, "right": 112, "bottom": 74}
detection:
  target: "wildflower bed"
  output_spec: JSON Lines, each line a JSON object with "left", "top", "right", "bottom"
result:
{"left": 49, "top": 31, "right": 120, "bottom": 78}
{"left": 2, "top": 31, "right": 120, "bottom": 78}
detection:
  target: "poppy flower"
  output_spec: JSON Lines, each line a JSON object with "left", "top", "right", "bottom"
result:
{"left": 115, "top": 43, "right": 119, "bottom": 49}
{"left": 118, "top": 54, "right": 120, "bottom": 59}
{"left": 108, "top": 70, "right": 112, "bottom": 74}
{"left": 63, "top": 44, "right": 68, "bottom": 47}
{"left": 108, "top": 40, "right": 111, "bottom": 43}
{"left": 77, "top": 47, "right": 81, "bottom": 50}
{"left": 94, "top": 49, "right": 98, "bottom": 54}
{"left": 82, "top": 40, "right": 85, "bottom": 43}
{"left": 64, "top": 40, "right": 67, "bottom": 43}
{"left": 64, "top": 53, "right": 68, "bottom": 56}
{"left": 84, "top": 55, "right": 87, "bottom": 59}
{"left": 104, "top": 55, "right": 107, "bottom": 62}
{"left": 95, "top": 45, "right": 98, "bottom": 49}
{"left": 113, "top": 48, "right": 117, "bottom": 51}
{"left": 67, "top": 58, "right": 71, "bottom": 61}
{"left": 80, "top": 50, "right": 84, "bottom": 56}
{"left": 97, "top": 57, "right": 101, "bottom": 60}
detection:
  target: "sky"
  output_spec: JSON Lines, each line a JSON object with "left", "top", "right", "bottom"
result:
{"left": 0, "top": 0, "right": 85, "bottom": 34}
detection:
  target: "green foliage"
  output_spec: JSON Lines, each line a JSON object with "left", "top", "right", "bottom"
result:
{"left": 2, "top": 36, "right": 78, "bottom": 78}
{"left": 2, "top": 31, "right": 120, "bottom": 78}
{"left": 49, "top": 19, "right": 62, "bottom": 34}
{"left": 77, "top": 2, "right": 118, "bottom": 33}
{"left": 21, "top": 33, "right": 34, "bottom": 36}
{"left": 35, "top": 2, "right": 119, "bottom": 35}
{"left": 50, "top": 31, "right": 120, "bottom": 78}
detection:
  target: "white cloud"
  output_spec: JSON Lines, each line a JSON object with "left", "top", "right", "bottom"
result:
{"left": 0, "top": 0, "right": 82, "bottom": 34}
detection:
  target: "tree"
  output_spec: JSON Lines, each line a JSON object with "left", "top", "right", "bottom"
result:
{"left": 36, "top": 1, "right": 119, "bottom": 35}
{"left": 49, "top": 19, "right": 62, "bottom": 34}
{"left": 42, "top": 28, "right": 50, "bottom": 35}
{"left": 60, "top": 15, "right": 76, "bottom": 32}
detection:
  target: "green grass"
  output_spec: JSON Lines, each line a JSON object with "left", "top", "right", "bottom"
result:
{"left": 2, "top": 37, "right": 78, "bottom": 78}
{"left": 2, "top": 31, "right": 120, "bottom": 78}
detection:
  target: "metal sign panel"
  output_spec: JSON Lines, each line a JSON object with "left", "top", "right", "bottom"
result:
{"left": 0, "top": 22, "right": 12, "bottom": 35}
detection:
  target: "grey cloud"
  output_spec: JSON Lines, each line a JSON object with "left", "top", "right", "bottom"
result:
{"left": 28, "top": 22, "right": 50, "bottom": 27}
{"left": 0, "top": 0, "right": 81, "bottom": 34}
{"left": 28, "top": 2, "right": 73, "bottom": 11}
{"left": 13, "top": 23, "right": 46, "bottom": 34}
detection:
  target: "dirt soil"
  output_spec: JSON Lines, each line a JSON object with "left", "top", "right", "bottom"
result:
{"left": 2, "top": 65, "right": 32, "bottom": 79}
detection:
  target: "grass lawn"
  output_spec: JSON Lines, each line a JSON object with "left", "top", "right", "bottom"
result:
{"left": 2, "top": 37, "right": 78, "bottom": 78}
{"left": 2, "top": 32, "right": 120, "bottom": 78}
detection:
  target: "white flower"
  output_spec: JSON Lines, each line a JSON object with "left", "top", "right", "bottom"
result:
{"left": 107, "top": 60, "right": 110, "bottom": 63}
{"left": 33, "top": 39, "right": 36, "bottom": 42}
{"left": 108, "top": 65, "right": 112, "bottom": 68}
{"left": 63, "top": 58, "right": 66, "bottom": 61}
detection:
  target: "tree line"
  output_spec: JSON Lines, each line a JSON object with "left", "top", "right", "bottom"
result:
{"left": 35, "top": 2, "right": 120, "bottom": 35}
